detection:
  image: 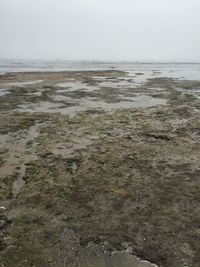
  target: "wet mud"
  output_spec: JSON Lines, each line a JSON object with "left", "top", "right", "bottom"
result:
{"left": 0, "top": 70, "right": 200, "bottom": 267}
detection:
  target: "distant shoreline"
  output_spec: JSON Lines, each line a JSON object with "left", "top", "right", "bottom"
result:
{"left": 1, "top": 61, "right": 200, "bottom": 81}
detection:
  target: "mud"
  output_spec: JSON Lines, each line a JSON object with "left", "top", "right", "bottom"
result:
{"left": 0, "top": 70, "right": 200, "bottom": 267}
{"left": 79, "top": 242, "right": 157, "bottom": 267}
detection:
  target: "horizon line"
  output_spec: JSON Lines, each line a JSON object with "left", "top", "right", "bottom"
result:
{"left": 1, "top": 58, "right": 200, "bottom": 64}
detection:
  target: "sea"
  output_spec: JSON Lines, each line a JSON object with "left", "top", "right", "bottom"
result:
{"left": 0, "top": 59, "right": 200, "bottom": 81}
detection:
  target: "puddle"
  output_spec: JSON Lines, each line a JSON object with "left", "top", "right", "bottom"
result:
{"left": 176, "top": 88, "right": 200, "bottom": 93}
{"left": 7, "top": 80, "right": 43, "bottom": 86}
{"left": 176, "top": 88, "right": 200, "bottom": 95}
{"left": 98, "top": 78, "right": 134, "bottom": 89}
{"left": 0, "top": 89, "right": 10, "bottom": 96}
{"left": 79, "top": 243, "right": 157, "bottom": 267}
{"left": 16, "top": 101, "right": 67, "bottom": 113}
{"left": 80, "top": 252, "right": 157, "bottom": 267}
{"left": 27, "top": 91, "right": 43, "bottom": 96}
{"left": 148, "top": 87, "right": 165, "bottom": 92}
{"left": 98, "top": 95, "right": 167, "bottom": 110}
{"left": 100, "top": 81, "right": 132, "bottom": 87}
{"left": 15, "top": 95, "right": 167, "bottom": 117}
{"left": 92, "top": 76, "right": 110, "bottom": 80}
{"left": 57, "top": 81, "right": 83, "bottom": 88}
{"left": 52, "top": 94, "right": 78, "bottom": 102}
{"left": 56, "top": 81, "right": 97, "bottom": 92}
{"left": 176, "top": 88, "right": 200, "bottom": 100}
{"left": 12, "top": 164, "right": 26, "bottom": 197}
{"left": 9, "top": 72, "right": 168, "bottom": 117}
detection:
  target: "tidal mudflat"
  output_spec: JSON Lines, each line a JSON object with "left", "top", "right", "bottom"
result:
{"left": 0, "top": 69, "right": 199, "bottom": 267}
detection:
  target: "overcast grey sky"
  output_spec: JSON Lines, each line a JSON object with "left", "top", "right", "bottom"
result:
{"left": 0, "top": 0, "right": 200, "bottom": 61}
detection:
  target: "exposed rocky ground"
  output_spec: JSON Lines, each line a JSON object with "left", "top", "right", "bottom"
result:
{"left": 0, "top": 70, "right": 199, "bottom": 267}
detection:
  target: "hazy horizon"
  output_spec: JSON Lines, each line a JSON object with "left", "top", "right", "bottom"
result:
{"left": 1, "top": 0, "right": 200, "bottom": 62}
{"left": 1, "top": 59, "right": 200, "bottom": 64}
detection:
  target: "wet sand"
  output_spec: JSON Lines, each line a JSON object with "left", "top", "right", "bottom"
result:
{"left": 0, "top": 70, "right": 199, "bottom": 267}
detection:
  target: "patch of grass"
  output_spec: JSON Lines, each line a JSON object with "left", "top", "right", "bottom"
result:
{"left": 153, "top": 110, "right": 167, "bottom": 117}
{"left": 0, "top": 187, "right": 7, "bottom": 200}
{"left": 95, "top": 127, "right": 107, "bottom": 132}
{"left": 94, "top": 115, "right": 106, "bottom": 122}
{"left": 0, "top": 156, "right": 5, "bottom": 166}
{"left": 25, "top": 140, "right": 33, "bottom": 148}
{"left": 25, "top": 162, "right": 41, "bottom": 180}
{"left": 141, "top": 123, "right": 152, "bottom": 130}
{"left": 0, "top": 113, "right": 37, "bottom": 134}
{"left": 49, "top": 166, "right": 59, "bottom": 178}
{"left": 57, "top": 190, "right": 71, "bottom": 198}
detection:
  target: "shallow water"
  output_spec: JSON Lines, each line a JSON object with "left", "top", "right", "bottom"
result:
{"left": 15, "top": 95, "right": 167, "bottom": 117}
{"left": 8, "top": 73, "right": 168, "bottom": 116}
{"left": 80, "top": 252, "right": 157, "bottom": 267}
{"left": 176, "top": 88, "right": 200, "bottom": 99}
{"left": 1, "top": 60, "right": 200, "bottom": 81}
{"left": 56, "top": 81, "right": 97, "bottom": 92}
{"left": 27, "top": 91, "right": 43, "bottom": 96}
{"left": 12, "top": 164, "right": 26, "bottom": 196}
{"left": 0, "top": 89, "right": 10, "bottom": 96}
{"left": 1, "top": 61, "right": 199, "bottom": 117}
{"left": 7, "top": 80, "right": 43, "bottom": 86}
{"left": 79, "top": 243, "right": 158, "bottom": 267}
{"left": 16, "top": 101, "right": 66, "bottom": 113}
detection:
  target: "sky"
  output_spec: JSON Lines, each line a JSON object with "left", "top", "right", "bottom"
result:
{"left": 0, "top": 0, "right": 200, "bottom": 61}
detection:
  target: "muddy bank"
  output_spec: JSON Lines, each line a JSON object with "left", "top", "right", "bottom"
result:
{"left": 0, "top": 70, "right": 200, "bottom": 267}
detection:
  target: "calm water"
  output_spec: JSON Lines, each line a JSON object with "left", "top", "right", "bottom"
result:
{"left": 0, "top": 60, "right": 200, "bottom": 81}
